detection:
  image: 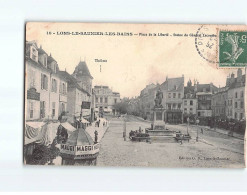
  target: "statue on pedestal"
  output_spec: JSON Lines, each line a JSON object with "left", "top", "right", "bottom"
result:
{"left": 154, "top": 88, "right": 163, "bottom": 108}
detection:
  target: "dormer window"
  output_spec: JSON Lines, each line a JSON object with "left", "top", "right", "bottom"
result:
{"left": 30, "top": 46, "right": 38, "bottom": 62}
{"left": 51, "top": 63, "right": 57, "bottom": 73}
{"left": 43, "top": 55, "right": 47, "bottom": 67}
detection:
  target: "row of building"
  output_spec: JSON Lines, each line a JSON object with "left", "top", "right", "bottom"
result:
{"left": 25, "top": 41, "right": 120, "bottom": 123}
{"left": 138, "top": 69, "right": 245, "bottom": 123}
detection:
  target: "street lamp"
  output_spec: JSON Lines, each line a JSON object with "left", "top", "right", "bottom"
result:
{"left": 123, "top": 118, "right": 127, "bottom": 141}
{"left": 187, "top": 117, "right": 189, "bottom": 135}
{"left": 196, "top": 118, "right": 200, "bottom": 142}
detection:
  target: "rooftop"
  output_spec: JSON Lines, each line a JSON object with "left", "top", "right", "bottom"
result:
{"left": 73, "top": 61, "right": 93, "bottom": 79}
{"left": 66, "top": 127, "right": 94, "bottom": 146}
{"left": 58, "top": 71, "right": 91, "bottom": 96}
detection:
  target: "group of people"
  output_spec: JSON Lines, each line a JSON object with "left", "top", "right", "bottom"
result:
{"left": 93, "top": 118, "right": 108, "bottom": 143}
{"left": 129, "top": 127, "right": 145, "bottom": 138}
{"left": 94, "top": 118, "right": 108, "bottom": 128}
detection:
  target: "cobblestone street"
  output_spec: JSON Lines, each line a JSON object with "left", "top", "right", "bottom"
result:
{"left": 97, "top": 115, "right": 245, "bottom": 168}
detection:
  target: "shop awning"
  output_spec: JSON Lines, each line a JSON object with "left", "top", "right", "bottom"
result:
{"left": 26, "top": 121, "right": 45, "bottom": 129}
{"left": 81, "top": 118, "right": 90, "bottom": 124}
{"left": 25, "top": 121, "right": 78, "bottom": 146}
{"left": 25, "top": 122, "right": 46, "bottom": 145}
{"left": 60, "top": 122, "right": 76, "bottom": 132}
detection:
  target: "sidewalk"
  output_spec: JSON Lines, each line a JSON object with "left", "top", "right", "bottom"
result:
{"left": 180, "top": 123, "right": 245, "bottom": 140}
{"left": 85, "top": 118, "right": 109, "bottom": 143}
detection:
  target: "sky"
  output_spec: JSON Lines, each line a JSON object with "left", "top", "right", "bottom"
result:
{"left": 26, "top": 23, "right": 245, "bottom": 98}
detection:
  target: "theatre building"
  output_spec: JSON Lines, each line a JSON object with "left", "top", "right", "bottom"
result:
{"left": 93, "top": 85, "right": 121, "bottom": 116}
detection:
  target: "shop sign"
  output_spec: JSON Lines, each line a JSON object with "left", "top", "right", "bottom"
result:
{"left": 60, "top": 143, "right": 99, "bottom": 155}
{"left": 27, "top": 88, "right": 40, "bottom": 101}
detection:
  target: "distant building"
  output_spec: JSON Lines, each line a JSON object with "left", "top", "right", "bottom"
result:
{"left": 226, "top": 69, "right": 245, "bottom": 120}
{"left": 94, "top": 85, "right": 121, "bottom": 115}
{"left": 71, "top": 60, "right": 94, "bottom": 121}
{"left": 72, "top": 61, "right": 93, "bottom": 95}
{"left": 139, "top": 76, "right": 184, "bottom": 123}
{"left": 183, "top": 79, "right": 197, "bottom": 121}
{"left": 160, "top": 76, "right": 184, "bottom": 123}
{"left": 58, "top": 71, "right": 91, "bottom": 121}
{"left": 139, "top": 83, "right": 157, "bottom": 120}
{"left": 211, "top": 87, "right": 228, "bottom": 118}
{"left": 25, "top": 41, "right": 67, "bottom": 121}
{"left": 195, "top": 83, "right": 218, "bottom": 117}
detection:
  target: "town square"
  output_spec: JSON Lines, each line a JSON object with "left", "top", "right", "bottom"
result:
{"left": 24, "top": 23, "right": 246, "bottom": 167}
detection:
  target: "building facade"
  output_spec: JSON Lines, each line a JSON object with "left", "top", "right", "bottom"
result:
{"left": 160, "top": 76, "right": 184, "bottom": 124}
{"left": 226, "top": 69, "right": 245, "bottom": 120}
{"left": 58, "top": 71, "right": 91, "bottom": 121}
{"left": 139, "top": 83, "right": 157, "bottom": 120}
{"left": 25, "top": 41, "right": 68, "bottom": 121}
{"left": 182, "top": 80, "right": 197, "bottom": 123}
{"left": 72, "top": 61, "right": 94, "bottom": 121}
{"left": 138, "top": 76, "right": 184, "bottom": 123}
{"left": 211, "top": 87, "right": 228, "bottom": 119}
{"left": 195, "top": 83, "right": 218, "bottom": 117}
{"left": 94, "top": 85, "right": 121, "bottom": 115}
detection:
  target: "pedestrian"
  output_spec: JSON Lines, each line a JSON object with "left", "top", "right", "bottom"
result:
{"left": 201, "top": 128, "right": 204, "bottom": 134}
{"left": 94, "top": 130, "right": 98, "bottom": 143}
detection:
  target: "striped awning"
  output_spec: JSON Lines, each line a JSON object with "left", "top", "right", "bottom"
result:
{"left": 25, "top": 122, "right": 46, "bottom": 145}
{"left": 35, "top": 123, "right": 59, "bottom": 146}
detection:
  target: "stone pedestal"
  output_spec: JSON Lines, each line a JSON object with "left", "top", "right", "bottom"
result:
{"left": 146, "top": 107, "right": 176, "bottom": 143}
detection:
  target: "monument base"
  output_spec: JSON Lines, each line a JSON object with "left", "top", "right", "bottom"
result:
{"left": 149, "top": 135, "right": 176, "bottom": 143}
{"left": 146, "top": 107, "right": 176, "bottom": 143}
{"left": 146, "top": 129, "right": 176, "bottom": 143}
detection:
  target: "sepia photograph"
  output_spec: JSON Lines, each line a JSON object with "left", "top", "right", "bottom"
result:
{"left": 24, "top": 22, "right": 246, "bottom": 168}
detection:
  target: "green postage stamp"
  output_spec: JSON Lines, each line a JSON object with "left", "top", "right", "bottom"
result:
{"left": 219, "top": 31, "right": 247, "bottom": 67}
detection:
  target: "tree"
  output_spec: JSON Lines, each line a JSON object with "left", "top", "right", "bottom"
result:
{"left": 28, "top": 140, "right": 60, "bottom": 165}
{"left": 113, "top": 101, "right": 129, "bottom": 114}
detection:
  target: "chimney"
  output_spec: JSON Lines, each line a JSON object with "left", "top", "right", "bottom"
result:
{"left": 210, "top": 82, "right": 213, "bottom": 92}
{"left": 194, "top": 82, "right": 198, "bottom": 92}
{"left": 237, "top": 68, "right": 242, "bottom": 82}
{"left": 230, "top": 72, "right": 235, "bottom": 84}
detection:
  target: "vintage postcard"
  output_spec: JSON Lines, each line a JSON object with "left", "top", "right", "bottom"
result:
{"left": 24, "top": 23, "right": 246, "bottom": 167}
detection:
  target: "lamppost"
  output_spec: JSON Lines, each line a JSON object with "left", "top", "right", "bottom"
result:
{"left": 123, "top": 117, "right": 127, "bottom": 141}
{"left": 214, "top": 118, "right": 216, "bottom": 131}
{"left": 187, "top": 117, "right": 190, "bottom": 135}
{"left": 196, "top": 118, "right": 200, "bottom": 142}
